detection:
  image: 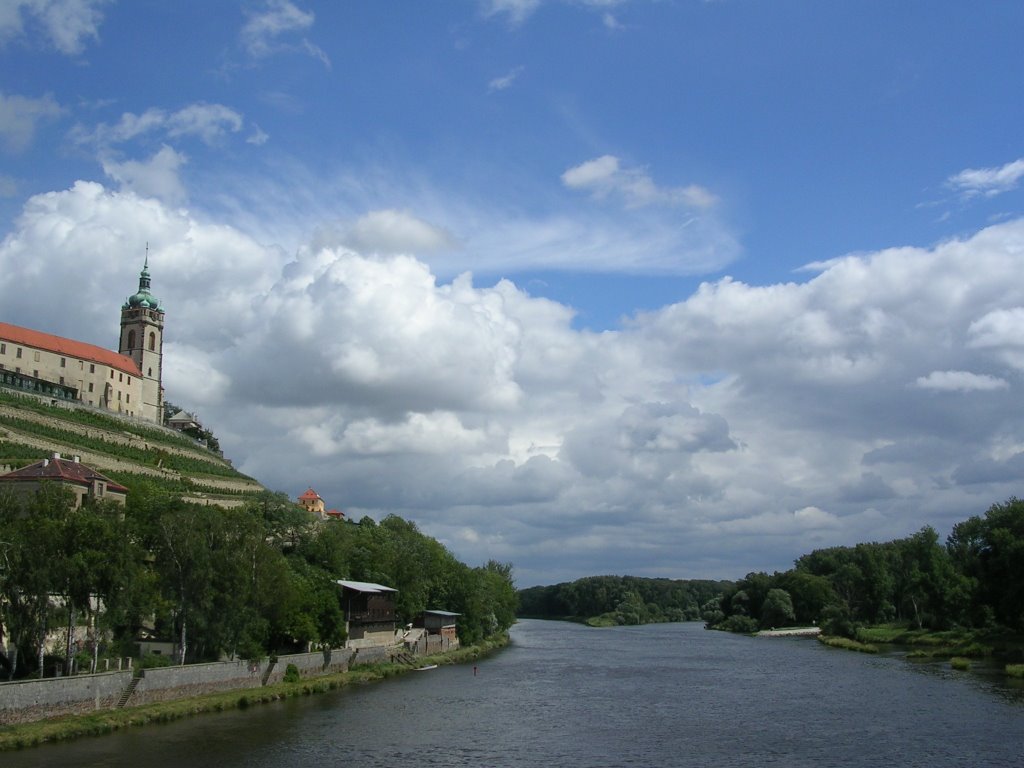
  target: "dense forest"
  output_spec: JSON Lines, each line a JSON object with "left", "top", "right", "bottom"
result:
{"left": 518, "top": 575, "right": 732, "bottom": 626}
{"left": 0, "top": 482, "right": 517, "bottom": 680}
{"left": 704, "top": 498, "right": 1024, "bottom": 637}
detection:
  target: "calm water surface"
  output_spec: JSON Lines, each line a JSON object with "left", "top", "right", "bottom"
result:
{"left": 6, "top": 620, "right": 1023, "bottom": 767}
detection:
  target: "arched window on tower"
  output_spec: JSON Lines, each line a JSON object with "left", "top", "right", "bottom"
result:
{"left": 148, "top": 332, "right": 156, "bottom": 351}
{"left": 127, "top": 330, "right": 136, "bottom": 350}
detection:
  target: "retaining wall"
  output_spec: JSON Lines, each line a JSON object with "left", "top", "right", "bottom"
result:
{"left": 406, "top": 635, "right": 459, "bottom": 656}
{"left": 350, "top": 645, "right": 393, "bottom": 665}
{"left": 0, "top": 670, "right": 131, "bottom": 725}
{"left": 0, "top": 644, "right": 382, "bottom": 723}
{"left": 131, "top": 659, "right": 264, "bottom": 706}
{"left": 265, "top": 649, "right": 355, "bottom": 685}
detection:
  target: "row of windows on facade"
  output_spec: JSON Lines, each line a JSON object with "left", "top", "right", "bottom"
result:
{"left": 0, "top": 365, "right": 133, "bottom": 403}
{"left": 0, "top": 371, "right": 135, "bottom": 414}
{"left": 0, "top": 344, "right": 133, "bottom": 384}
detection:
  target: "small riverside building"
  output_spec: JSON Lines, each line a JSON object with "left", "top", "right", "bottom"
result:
{"left": 421, "top": 610, "right": 460, "bottom": 643}
{"left": 336, "top": 580, "right": 397, "bottom": 647}
{"left": 0, "top": 452, "right": 128, "bottom": 509}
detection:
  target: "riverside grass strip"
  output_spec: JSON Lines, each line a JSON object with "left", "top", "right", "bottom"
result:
{"left": 817, "top": 635, "right": 879, "bottom": 654}
{"left": 0, "top": 634, "right": 509, "bottom": 752}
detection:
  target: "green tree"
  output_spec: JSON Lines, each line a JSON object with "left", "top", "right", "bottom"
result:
{"left": 0, "top": 486, "right": 71, "bottom": 677}
{"left": 760, "top": 588, "right": 796, "bottom": 629}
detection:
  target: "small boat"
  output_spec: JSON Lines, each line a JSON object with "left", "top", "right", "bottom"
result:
{"left": 415, "top": 664, "right": 438, "bottom": 671}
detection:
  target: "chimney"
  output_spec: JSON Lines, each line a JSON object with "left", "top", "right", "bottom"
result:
{"left": 72, "top": 455, "right": 80, "bottom": 463}
{"left": 42, "top": 458, "right": 49, "bottom": 467}
{"left": 51, "top": 452, "right": 61, "bottom": 460}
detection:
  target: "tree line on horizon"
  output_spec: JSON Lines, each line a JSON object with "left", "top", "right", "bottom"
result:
{"left": 517, "top": 574, "right": 733, "bottom": 625}
{"left": 0, "top": 484, "right": 517, "bottom": 680}
{"left": 703, "top": 497, "right": 1024, "bottom": 636}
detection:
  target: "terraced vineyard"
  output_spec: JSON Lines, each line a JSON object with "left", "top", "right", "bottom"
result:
{"left": 0, "top": 390, "right": 265, "bottom": 507}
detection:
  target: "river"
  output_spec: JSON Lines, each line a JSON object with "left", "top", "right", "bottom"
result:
{"left": 5, "top": 620, "right": 1023, "bottom": 767}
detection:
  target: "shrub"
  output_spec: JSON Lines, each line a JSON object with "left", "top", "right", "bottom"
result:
{"left": 950, "top": 657, "right": 971, "bottom": 671}
{"left": 716, "top": 614, "right": 760, "bottom": 634}
{"left": 1006, "top": 664, "right": 1024, "bottom": 679}
{"left": 283, "top": 663, "right": 300, "bottom": 683}
{"left": 138, "top": 653, "right": 173, "bottom": 670}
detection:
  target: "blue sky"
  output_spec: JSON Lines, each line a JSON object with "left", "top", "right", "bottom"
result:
{"left": 2, "top": 1, "right": 1024, "bottom": 586}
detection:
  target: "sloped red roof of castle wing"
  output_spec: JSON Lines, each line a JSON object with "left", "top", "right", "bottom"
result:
{"left": 298, "top": 488, "right": 322, "bottom": 501}
{"left": 0, "top": 322, "right": 141, "bottom": 377}
{"left": 0, "top": 457, "right": 129, "bottom": 494}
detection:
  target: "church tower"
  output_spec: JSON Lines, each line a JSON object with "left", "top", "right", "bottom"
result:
{"left": 119, "top": 255, "right": 165, "bottom": 423}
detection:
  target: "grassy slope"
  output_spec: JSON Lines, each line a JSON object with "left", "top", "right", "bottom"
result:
{"left": 0, "top": 390, "right": 264, "bottom": 499}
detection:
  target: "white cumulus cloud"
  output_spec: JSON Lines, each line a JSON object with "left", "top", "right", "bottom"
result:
{"left": 3, "top": 184, "right": 1024, "bottom": 583}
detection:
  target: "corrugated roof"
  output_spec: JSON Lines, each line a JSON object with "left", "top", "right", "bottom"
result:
{"left": 335, "top": 579, "right": 397, "bottom": 593}
{"left": 424, "top": 609, "right": 461, "bottom": 617}
{"left": 0, "top": 322, "right": 141, "bottom": 377}
{"left": 0, "top": 455, "right": 129, "bottom": 493}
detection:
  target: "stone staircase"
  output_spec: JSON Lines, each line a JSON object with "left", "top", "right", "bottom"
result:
{"left": 115, "top": 675, "right": 141, "bottom": 708}
{"left": 261, "top": 658, "right": 277, "bottom": 686}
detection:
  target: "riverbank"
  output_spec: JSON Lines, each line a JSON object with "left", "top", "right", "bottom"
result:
{"left": 0, "top": 634, "right": 509, "bottom": 752}
{"left": 757, "top": 627, "right": 821, "bottom": 637}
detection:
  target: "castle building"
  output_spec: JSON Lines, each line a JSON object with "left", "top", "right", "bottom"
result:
{"left": 0, "top": 260, "right": 165, "bottom": 424}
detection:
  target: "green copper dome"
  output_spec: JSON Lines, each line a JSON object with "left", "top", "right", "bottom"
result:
{"left": 123, "top": 257, "right": 161, "bottom": 310}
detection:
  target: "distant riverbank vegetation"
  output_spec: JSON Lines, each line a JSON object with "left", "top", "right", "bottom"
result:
{"left": 703, "top": 497, "right": 1024, "bottom": 665}
{"left": 517, "top": 575, "right": 732, "bottom": 626}
{"left": 0, "top": 483, "right": 517, "bottom": 680}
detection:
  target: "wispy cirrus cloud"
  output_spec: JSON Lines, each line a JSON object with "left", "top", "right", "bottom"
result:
{"left": 101, "top": 144, "right": 188, "bottom": 206}
{"left": 482, "top": 0, "right": 542, "bottom": 25}
{"left": 0, "top": 0, "right": 112, "bottom": 55}
{"left": 914, "top": 370, "right": 1009, "bottom": 392}
{"left": 946, "top": 157, "right": 1024, "bottom": 199}
{"left": 74, "top": 102, "right": 245, "bottom": 148}
{"left": 241, "top": 0, "right": 329, "bottom": 68}
{"left": 488, "top": 66, "right": 525, "bottom": 92}
{"left": 0, "top": 91, "right": 62, "bottom": 152}
{"left": 482, "top": 0, "right": 629, "bottom": 26}
{"left": 562, "top": 155, "right": 718, "bottom": 210}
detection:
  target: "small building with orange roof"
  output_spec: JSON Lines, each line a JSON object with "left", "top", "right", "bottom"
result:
{"left": 297, "top": 487, "right": 346, "bottom": 521}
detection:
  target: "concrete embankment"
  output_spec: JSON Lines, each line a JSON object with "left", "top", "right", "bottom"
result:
{"left": 0, "top": 648, "right": 353, "bottom": 726}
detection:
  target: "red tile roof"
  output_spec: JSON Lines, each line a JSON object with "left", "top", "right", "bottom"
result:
{"left": 0, "top": 455, "right": 129, "bottom": 493}
{"left": 0, "top": 322, "right": 141, "bottom": 377}
{"left": 298, "top": 488, "right": 322, "bottom": 501}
